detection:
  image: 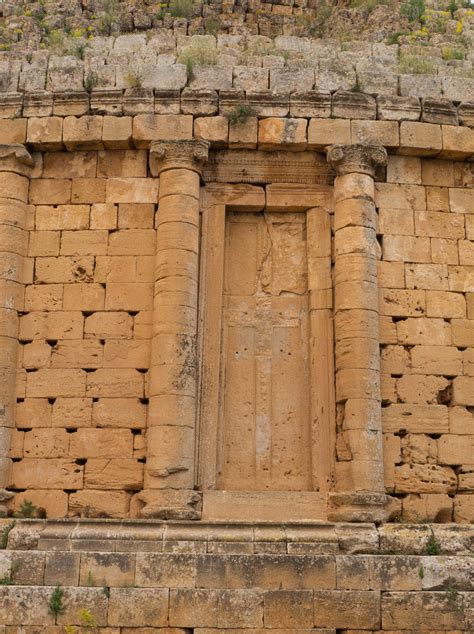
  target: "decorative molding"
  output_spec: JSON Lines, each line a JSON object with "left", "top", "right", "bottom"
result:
{"left": 0, "top": 144, "right": 34, "bottom": 174}
{"left": 327, "top": 143, "right": 387, "bottom": 178}
{"left": 203, "top": 150, "right": 334, "bottom": 185}
{"left": 149, "top": 139, "right": 210, "bottom": 176}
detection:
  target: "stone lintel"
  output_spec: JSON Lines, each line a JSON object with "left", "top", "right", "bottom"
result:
{"left": 327, "top": 143, "right": 387, "bottom": 178}
{"left": 149, "top": 138, "right": 210, "bottom": 177}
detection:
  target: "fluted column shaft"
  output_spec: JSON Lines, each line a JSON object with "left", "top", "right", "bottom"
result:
{"left": 0, "top": 145, "right": 33, "bottom": 511}
{"left": 327, "top": 143, "right": 389, "bottom": 522}
{"left": 137, "top": 139, "right": 209, "bottom": 519}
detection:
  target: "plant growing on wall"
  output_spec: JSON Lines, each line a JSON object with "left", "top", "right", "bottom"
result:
{"left": 48, "top": 585, "right": 66, "bottom": 618}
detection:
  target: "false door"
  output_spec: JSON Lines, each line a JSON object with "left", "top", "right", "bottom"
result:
{"left": 198, "top": 186, "right": 334, "bottom": 520}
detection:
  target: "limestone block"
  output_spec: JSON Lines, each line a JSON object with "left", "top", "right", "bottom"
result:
{"left": 86, "top": 369, "right": 144, "bottom": 398}
{"left": 336, "top": 368, "right": 380, "bottom": 402}
{"left": 233, "top": 67, "right": 269, "bottom": 91}
{"left": 27, "top": 116, "right": 63, "bottom": 151}
{"left": 426, "top": 291, "right": 466, "bottom": 318}
{"left": 84, "top": 312, "right": 133, "bottom": 339}
{"left": 29, "top": 179, "right": 72, "bottom": 205}
{"left": 108, "top": 588, "right": 168, "bottom": 626}
{"left": 170, "top": 589, "right": 218, "bottom": 627}
{"left": 0, "top": 119, "right": 27, "bottom": 145}
{"left": 28, "top": 231, "right": 60, "bottom": 258}
{"left": 102, "top": 116, "right": 132, "bottom": 150}
{"left": 402, "top": 493, "right": 453, "bottom": 523}
{"left": 351, "top": 120, "right": 399, "bottom": 148}
{"left": 289, "top": 91, "right": 331, "bottom": 118}
{"left": 16, "top": 398, "right": 52, "bottom": 428}
{"left": 0, "top": 587, "right": 54, "bottom": 625}
{"left": 97, "top": 149, "right": 148, "bottom": 178}
{"left": 382, "top": 404, "right": 448, "bottom": 434}
{"left": 334, "top": 226, "right": 377, "bottom": 258}
{"left": 194, "top": 116, "right": 229, "bottom": 148}
{"left": 398, "top": 121, "right": 442, "bottom": 156}
{"left": 43, "top": 151, "right": 97, "bottom": 179}
{"left": 106, "top": 178, "right": 159, "bottom": 203}
{"left": 386, "top": 155, "right": 422, "bottom": 184}
{"left": 25, "top": 284, "right": 64, "bottom": 311}
{"left": 263, "top": 590, "right": 314, "bottom": 628}
{"left": 217, "top": 590, "right": 264, "bottom": 628}
{"left": 133, "top": 114, "right": 193, "bottom": 148}
{"left": 23, "top": 429, "right": 69, "bottom": 458}
{"left": 69, "top": 489, "right": 131, "bottom": 518}
{"left": 449, "top": 187, "right": 472, "bottom": 214}
{"left": 181, "top": 89, "right": 218, "bottom": 116}
{"left": 92, "top": 398, "right": 147, "bottom": 428}
{"left": 258, "top": 117, "right": 307, "bottom": 151}
{"left": 44, "top": 551, "right": 80, "bottom": 585}
{"left": 62, "top": 284, "right": 105, "bottom": 312}
{"left": 431, "top": 238, "right": 459, "bottom": 265}
{"left": 459, "top": 239, "right": 474, "bottom": 266}
{"left": 105, "top": 282, "right": 153, "bottom": 311}
{"left": 370, "top": 555, "right": 422, "bottom": 591}
{"left": 80, "top": 552, "right": 136, "bottom": 587}
{"left": 449, "top": 406, "right": 473, "bottom": 435}
{"left": 20, "top": 311, "right": 84, "bottom": 340}
{"left": 70, "top": 178, "right": 106, "bottom": 204}
{"left": 401, "top": 434, "right": 437, "bottom": 465}
{"left": 415, "top": 209, "right": 464, "bottom": 239}
{"left": 394, "top": 463, "right": 456, "bottom": 493}
{"left": 52, "top": 397, "right": 92, "bottom": 428}
{"left": 332, "top": 92, "right": 375, "bottom": 120}
{"left": 11, "top": 458, "right": 83, "bottom": 489}
{"left": 452, "top": 376, "right": 474, "bottom": 406}
{"left": 102, "top": 340, "right": 149, "bottom": 369}
{"left": 421, "top": 158, "right": 454, "bottom": 187}
{"left": 229, "top": 117, "right": 258, "bottom": 149}
{"left": 411, "top": 345, "right": 462, "bottom": 376}
{"left": 269, "top": 69, "right": 314, "bottom": 93}
{"left": 396, "top": 375, "right": 450, "bottom": 405}
{"left": 381, "top": 591, "right": 464, "bottom": 630}
{"left": 380, "top": 345, "right": 410, "bottom": 375}
{"left": 405, "top": 263, "right": 448, "bottom": 290}
{"left": 378, "top": 208, "right": 414, "bottom": 236}
{"left": 380, "top": 289, "right": 426, "bottom": 317}
{"left": 50, "top": 339, "right": 103, "bottom": 369}
{"left": 452, "top": 319, "right": 474, "bottom": 347}
{"left": 313, "top": 590, "right": 380, "bottom": 629}
{"left": 85, "top": 459, "right": 143, "bottom": 490}
{"left": 118, "top": 203, "right": 154, "bottom": 229}
{"left": 190, "top": 67, "right": 233, "bottom": 91}
{"left": 59, "top": 230, "right": 107, "bottom": 256}
{"left": 307, "top": 118, "right": 351, "bottom": 149}
{"left": 62, "top": 116, "right": 104, "bottom": 151}
{"left": 91, "top": 203, "right": 118, "bottom": 229}
{"left": 375, "top": 182, "right": 426, "bottom": 210}
{"left": 440, "top": 124, "right": 474, "bottom": 159}
{"left": 35, "top": 204, "right": 90, "bottom": 230}
{"left": 26, "top": 368, "right": 86, "bottom": 398}
{"left": 400, "top": 74, "right": 441, "bottom": 100}
{"left": 438, "top": 434, "right": 473, "bottom": 465}
{"left": 377, "top": 96, "right": 422, "bottom": 123}
{"left": 108, "top": 230, "right": 156, "bottom": 255}
{"left": 453, "top": 494, "right": 474, "bottom": 522}
{"left": 426, "top": 185, "right": 449, "bottom": 211}
{"left": 135, "top": 551, "right": 197, "bottom": 586}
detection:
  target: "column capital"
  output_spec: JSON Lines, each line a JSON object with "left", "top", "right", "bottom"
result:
{"left": 0, "top": 144, "right": 34, "bottom": 175}
{"left": 327, "top": 143, "right": 387, "bottom": 178}
{"left": 149, "top": 139, "right": 210, "bottom": 177}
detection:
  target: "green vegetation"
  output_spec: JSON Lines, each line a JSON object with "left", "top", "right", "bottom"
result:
{"left": 78, "top": 608, "right": 97, "bottom": 627}
{"left": 401, "top": 0, "right": 426, "bottom": 22}
{"left": 0, "top": 522, "right": 15, "bottom": 549}
{"left": 399, "top": 53, "right": 436, "bottom": 74}
{"left": 169, "top": 0, "right": 196, "bottom": 19}
{"left": 418, "top": 562, "right": 425, "bottom": 579}
{"left": 97, "top": 0, "right": 118, "bottom": 35}
{"left": 124, "top": 69, "right": 144, "bottom": 89}
{"left": 226, "top": 103, "right": 255, "bottom": 125}
{"left": 84, "top": 71, "right": 99, "bottom": 93}
{"left": 204, "top": 16, "right": 220, "bottom": 36}
{"left": 17, "top": 500, "right": 37, "bottom": 519}
{"left": 48, "top": 585, "right": 66, "bottom": 617}
{"left": 425, "top": 533, "right": 441, "bottom": 555}
{"left": 442, "top": 46, "right": 464, "bottom": 60}
{"left": 351, "top": 76, "right": 363, "bottom": 92}
{"left": 178, "top": 40, "right": 218, "bottom": 83}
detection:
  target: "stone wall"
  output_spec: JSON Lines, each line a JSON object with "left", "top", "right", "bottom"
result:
{"left": 0, "top": 97, "right": 471, "bottom": 522}
{"left": 0, "top": 518, "right": 472, "bottom": 631}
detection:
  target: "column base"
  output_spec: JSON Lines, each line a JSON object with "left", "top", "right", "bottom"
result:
{"left": 133, "top": 489, "right": 202, "bottom": 520}
{"left": 328, "top": 491, "right": 395, "bottom": 523}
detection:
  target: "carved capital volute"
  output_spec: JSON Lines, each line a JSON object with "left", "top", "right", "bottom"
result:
{"left": 327, "top": 143, "right": 387, "bottom": 178}
{"left": 0, "top": 144, "right": 34, "bottom": 176}
{"left": 149, "top": 139, "right": 210, "bottom": 177}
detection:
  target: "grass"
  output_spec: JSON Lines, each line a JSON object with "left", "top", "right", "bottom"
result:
{"left": 48, "top": 585, "right": 66, "bottom": 617}
{"left": 399, "top": 53, "right": 436, "bottom": 74}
